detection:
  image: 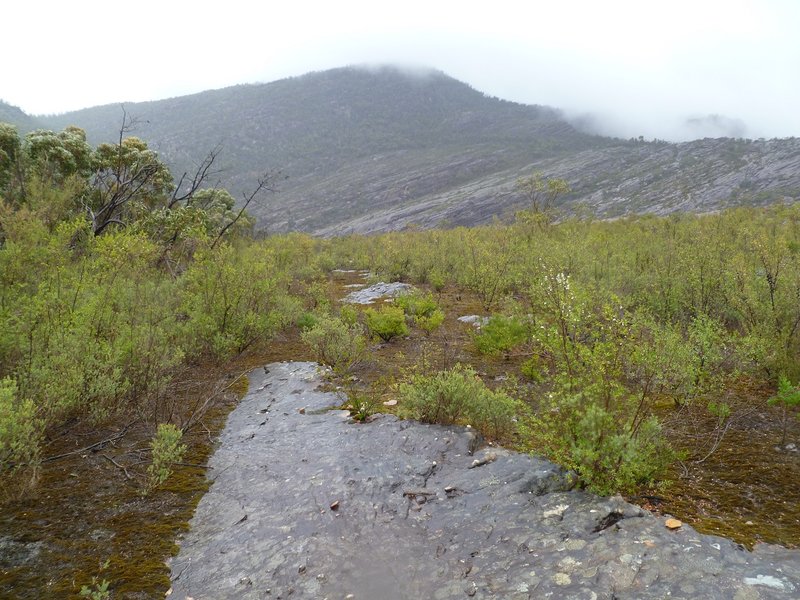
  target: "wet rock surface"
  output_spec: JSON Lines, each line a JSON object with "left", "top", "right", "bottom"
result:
{"left": 169, "top": 362, "right": 800, "bottom": 599}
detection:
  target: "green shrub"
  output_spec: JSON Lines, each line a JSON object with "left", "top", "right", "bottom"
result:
{"left": 339, "top": 304, "right": 359, "bottom": 326}
{"left": 365, "top": 305, "right": 408, "bottom": 342}
{"left": 395, "top": 291, "right": 438, "bottom": 318}
{"left": 532, "top": 387, "right": 673, "bottom": 495}
{"left": 178, "top": 243, "right": 300, "bottom": 359}
{"left": 395, "top": 291, "right": 445, "bottom": 333}
{"left": 399, "top": 364, "right": 521, "bottom": 439}
{"left": 769, "top": 375, "right": 800, "bottom": 445}
{"left": 301, "top": 314, "right": 367, "bottom": 374}
{"left": 144, "top": 423, "right": 187, "bottom": 494}
{"left": 0, "top": 377, "right": 42, "bottom": 477}
{"left": 520, "top": 356, "right": 546, "bottom": 382}
{"left": 296, "top": 312, "right": 319, "bottom": 331}
{"left": 473, "top": 314, "right": 528, "bottom": 355}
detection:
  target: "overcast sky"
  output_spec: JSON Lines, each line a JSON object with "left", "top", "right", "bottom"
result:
{"left": 4, "top": 0, "right": 799, "bottom": 141}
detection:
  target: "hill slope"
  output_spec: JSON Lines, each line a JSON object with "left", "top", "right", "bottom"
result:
{"left": 32, "top": 67, "right": 800, "bottom": 233}
{"left": 0, "top": 100, "right": 42, "bottom": 133}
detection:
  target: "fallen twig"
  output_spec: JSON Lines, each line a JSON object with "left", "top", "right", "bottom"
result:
{"left": 41, "top": 422, "right": 137, "bottom": 463}
{"left": 100, "top": 453, "right": 133, "bottom": 480}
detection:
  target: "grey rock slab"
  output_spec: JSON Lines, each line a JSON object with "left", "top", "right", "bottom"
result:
{"left": 169, "top": 362, "right": 800, "bottom": 599}
{"left": 457, "top": 315, "right": 489, "bottom": 328}
{"left": 343, "top": 281, "right": 412, "bottom": 304}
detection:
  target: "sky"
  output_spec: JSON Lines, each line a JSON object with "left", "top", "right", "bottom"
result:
{"left": 3, "top": 0, "right": 799, "bottom": 141}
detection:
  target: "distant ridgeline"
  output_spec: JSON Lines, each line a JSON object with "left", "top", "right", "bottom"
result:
{"left": 9, "top": 66, "right": 800, "bottom": 234}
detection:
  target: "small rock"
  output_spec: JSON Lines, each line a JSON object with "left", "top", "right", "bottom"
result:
{"left": 383, "top": 399, "right": 398, "bottom": 407}
{"left": 298, "top": 565, "right": 306, "bottom": 574}
{"left": 543, "top": 504, "right": 569, "bottom": 519}
{"left": 665, "top": 518, "right": 683, "bottom": 530}
{"left": 444, "top": 485, "right": 456, "bottom": 493}
{"left": 298, "top": 407, "right": 306, "bottom": 414}
{"left": 458, "top": 315, "right": 489, "bottom": 327}
{"left": 330, "top": 500, "right": 340, "bottom": 511}
{"left": 465, "top": 581, "right": 478, "bottom": 596}
{"left": 469, "top": 452, "right": 497, "bottom": 469}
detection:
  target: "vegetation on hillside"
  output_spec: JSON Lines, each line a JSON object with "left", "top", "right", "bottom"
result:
{"left": 3, "top": 119, "right": 799, "bottom": 496}
{"left": 0, "top": 122, "right": 322, "bottom": 499}
{"left": 2, "top": 119, "right": 800, "bottom": 595}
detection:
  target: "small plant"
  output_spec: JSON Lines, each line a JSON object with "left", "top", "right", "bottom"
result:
{"left": 79, "top": 577, "right": 110, "bottom": 600}
{"left": 769, "top": 375, "right": 800, "bottom": 446}
{"left": 296, "top": 312, "right": 319, "bottom": 331}
{"left": 365, "top": 305, "right": 408, "bottom": 342}
{"left": 429, "top": 270, "right": 446, "bottom": 293}
{"left": 339, "top": 304, "right": 359, "bottom": 327}
{"left": 144, "top": 423, "right": 187, "bottom": 494}
{"left": 520, "top": 356, "right": 546, "bottom": 382}
{"left": 473, "top": 314, "right": 528, "bottom": 356}
{"left": 395, "top": 291, "right": 445, "bottom": 334}
{"left": 0, "top": 377, "right": 42, "bottom": 497}
{"left": 301, "top": 313, "right": 366, "bottom": 374}
{"left": 532, "top": 386, "right": 674, "bottom": 495}
{"left": 343, "top": 386, "right": 383, "bottom": 422}
{"left": 399, "top": 364, "right": 521, "bottom": 439}
{"left": 79, "top": 559, "right": 111, "bottom": 600}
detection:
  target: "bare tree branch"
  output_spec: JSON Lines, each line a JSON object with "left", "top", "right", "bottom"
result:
{"left": 211, "top": 171, "right": 285, "bottom": 249}
{"left": 169, "top": 144, "right": 224, "bottom": 208}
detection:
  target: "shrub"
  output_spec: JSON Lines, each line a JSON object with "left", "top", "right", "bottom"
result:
{"left": 178, "top": 243, "right": 300, "bottom": 359}
{"left": 473, "top": 314, "right": 528, "bottom": 355}
{"left": 144, "top": 423, "right": 187, "bottom": 494}
{"left": 365, "top": 305, "right": 408, "bottom": 342}
{"left": 520, "top": 356, "right": 546, "bottom": 382}
{"left": 532, "top": 387, "right": 673, "bottom": 495}
{"left": 0, "top": 377, "right": 42, "bottom": 483}
{"left": 301, "top": 314, "right": 367, "bottom": 374}
{"left": 296, "top": 312, "right": 319, "bottom": 331}
{"left": 399, "top": 364, "right": 521, "bottom": 439}
{"left": 395, "top": 291, "right": 445, "bottom": 334}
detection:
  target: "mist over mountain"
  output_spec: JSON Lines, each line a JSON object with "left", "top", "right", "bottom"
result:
{"left": 13, "top": 65, "right": 800, "bottom": 234}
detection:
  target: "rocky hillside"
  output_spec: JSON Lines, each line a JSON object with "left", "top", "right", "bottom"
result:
{"left": 21, "top": 67, "right": 800, "bottom": 233}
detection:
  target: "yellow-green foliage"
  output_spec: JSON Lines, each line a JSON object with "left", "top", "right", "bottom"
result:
{"left": 145, "top": 423, "right": 187, "bottom": 494}
{"left": 178, "top": 242, "right": 301, "bottom": 359}
{"left": 0, "top": 377, "right": 41, "bottom": 473}
{"left": 394, "top": 290, "right": 445, "bottom": 333}
{"left": 301, "top": 312, "right": 367, "bottom": 374}
{"left": 473, "top": 314, "right": 528, "bottom": 355}
{"left": 365, "top": 304, "right": 408, "bottom": 342}
{"left": 399, "top": 364, "right": 521, "bottom": 440}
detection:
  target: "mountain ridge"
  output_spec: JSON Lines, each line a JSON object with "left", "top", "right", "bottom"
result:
{"left": 5, "top": 66, "right": 798, "bottom": 233}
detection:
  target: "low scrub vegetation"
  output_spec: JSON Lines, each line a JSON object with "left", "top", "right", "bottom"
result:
{"left": 3, "top": 120, "right": 800, "bottom": 502}
{"left": 365, "top": 304, "right": 408, "bottom": 342}
{"left": 399, "top": 364, "right": 521, "bottom": 440}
